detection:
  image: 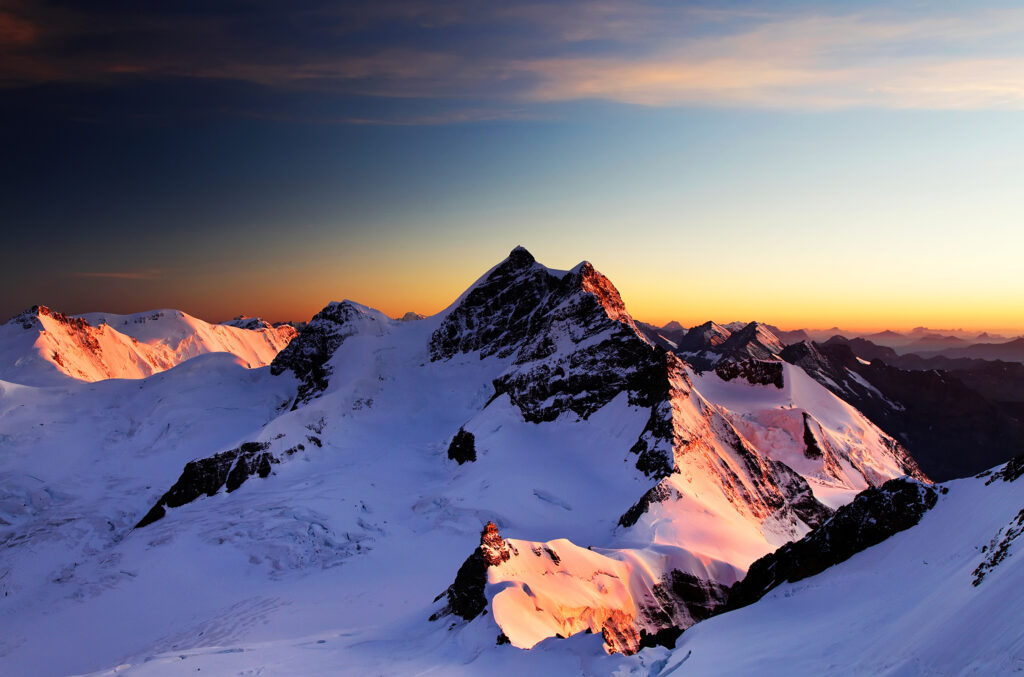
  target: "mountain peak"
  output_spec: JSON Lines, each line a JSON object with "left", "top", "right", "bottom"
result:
{"left": 508, "top": 245, "right": 535, "bottom": 268}
{"left": 7, "top": 304, "right": 85, "bottom": 331}
{"left": 676, "top": 320, "right": 732, "bottom": 352}
{"left": 720, "top": 321, "right": 785, "bottom": 357}
{"left": 576, "top": 261, "right": 637, "bottom": 329}
{"left": 223, "top": 315, "right": 273, "bottom": 331}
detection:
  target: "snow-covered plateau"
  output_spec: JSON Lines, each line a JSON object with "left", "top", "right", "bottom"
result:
{"left": 0, "top": 247, "right": 1020, "bottom": 676}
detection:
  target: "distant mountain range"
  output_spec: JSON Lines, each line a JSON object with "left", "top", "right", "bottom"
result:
{"left": 635, "top": 320, "right": 1024, "bottom": 482}
{"left": 643, "top": 321, "right": 1023, "bottom": 358}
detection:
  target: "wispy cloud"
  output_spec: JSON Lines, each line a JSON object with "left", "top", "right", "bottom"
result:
{"left": 71, "top": 270, "right": 165, "bottom": 281}
{"left": 518, "top": 11, "right": 1024, "bottom": 110}
{"left": 5, "top": 2, "right": 1024, "bottom": 111}
{"left": 0, "top": 9, "right": 36, "bottom": 44}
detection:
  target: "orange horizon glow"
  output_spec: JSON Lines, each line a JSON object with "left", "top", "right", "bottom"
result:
{"left": 19, "top": 243, "right": 1024, "bottom": 339}
{"left": 143, "top": 263, "right": 1024, "bottom": 339}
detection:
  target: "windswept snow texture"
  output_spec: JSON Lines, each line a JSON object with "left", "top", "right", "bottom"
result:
{"left": 0, "top": 306, "right": 296, "bottom": 385}
{"left": 0, "top": 248, "right": 952, "bottom": 676}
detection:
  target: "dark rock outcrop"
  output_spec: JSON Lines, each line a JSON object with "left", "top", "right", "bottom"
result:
{"left": 972, "top": 507, "right": 1024, "bottom": 586}
{"left": 270, "top": 301, "right": 389, "bottom": 407}
{"left": 618, "top": 481, "right": 678, "bottom": 528}
{"left": 986, "top": 452, "right": 1024, "bottom": 484}
{"left": 637, "top": 568, "right": 731, "bottom": 649}
{"left": 135, "top": 441, "right": 275, "bottom": 528}
{"left": 479, "top": 521, "right": 513, "bottom": 565}
{"left": 430, "top": 522, "right": 511, "bottom": 622}
{"left": 714, "top": 359, "right": 784, "bottom": 389}
{"left": 801, "top": 412, "right": 823, "bottom": 459}
{"left": 447, "top": 428, "right": 477, "bottom": 464}
{"left": 726, "top": 478, "right": 938, "bottom": 610}
{"left": 770, "top": 459, "right": 835, "bottom": 529}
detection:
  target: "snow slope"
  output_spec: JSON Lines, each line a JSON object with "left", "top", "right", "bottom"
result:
{"left": 0, "top": 306, "right": 296, "bottom": 385}
{"left": 664, "top": 465, "right": 1024, "bottom": 676}
{"left": 58, "top": 460, "right": 1024, "bottom": 677}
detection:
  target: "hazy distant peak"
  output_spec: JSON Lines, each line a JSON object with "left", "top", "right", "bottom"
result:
{"left": 223, "top": 315, "right": 273, "bottom": 331}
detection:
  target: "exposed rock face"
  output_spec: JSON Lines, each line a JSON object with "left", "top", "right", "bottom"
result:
{"left": 801, "top": 412, "right": 823, "bottom": 459}
{"left": 430, "top": 522, "right": 511, "bottom": 622}
{"left": 135, "top": 442, "right": 275, "bottom": 528}
{"left": 972, "top": 507, "right": 1024, "bottom": 586}
{"left": 986, "top": 452, "right": 1024, "bottom": 484}
{"left": 447, "top": 428, "right": 477, "bottom": 464}
{"left": 700, "top": 408, "right": 832, "bottom": 525}
{"left": 637, "top": 569, "right": 731, "bottom": 649}
{"left": 727, "top": 478, "right": 939, "bottom": 610}
{"left": 624, "top": 353, "right": 695, "bottom": 480}
{"left": 430, "top": 247, "right": 672, "bottom": 476}
{"left": 271, "top": 301, "right": 391, "bottom": 407}
{"left": 620, "top": 355, "right": 837, "bottom": 538}
{"left": 429, "top": 246, "right": 561, "bottom": 361}
{"left": 618, "top": 481, "right": 678, "bottom": 528}
{"left": 601, "top": 613, "right": 642, "bottom": 656}
{"left": 11, "top": 305, "right": 100, "bottom": 352}
{"left": 769, "top": 459, "right": 834, "bottom": 529}
{"left": 479, "top": 521, "right": 513, "bottom": 565}
{"left": 713, "top": 359, "right": 784, "bottom": 388}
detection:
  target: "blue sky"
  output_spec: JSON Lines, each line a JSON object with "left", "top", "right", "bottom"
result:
{"left": 2, "top": 1, "right": 1023, "bottom": 331}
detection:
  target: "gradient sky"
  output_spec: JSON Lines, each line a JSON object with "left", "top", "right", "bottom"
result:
{"left": 3, "top": 1, "right": 1024, "bottom": 333}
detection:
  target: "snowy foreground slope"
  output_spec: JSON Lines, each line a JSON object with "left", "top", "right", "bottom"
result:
{"left": 666, "top": 463, "right": 1024, "bottom": 676}
{"left": 0, "top": 306, "right": 296, "bottom": 385}
{"left": 1, "top": 247, "right": 1015, "bottom": 676}
{"left": 50, "top": 460, "right": 1024, "bottom": 676}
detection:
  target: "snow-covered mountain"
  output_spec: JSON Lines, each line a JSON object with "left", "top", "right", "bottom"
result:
{"left": 0, "top": 306, "right": 297, "bottom": 385}
{"left": 4, "top": 247, "right": 1013, "bottom": 677}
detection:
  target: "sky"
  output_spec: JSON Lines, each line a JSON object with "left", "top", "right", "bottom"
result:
{"left": 2, "top": 0, "right": 1024, "bottom": 334}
